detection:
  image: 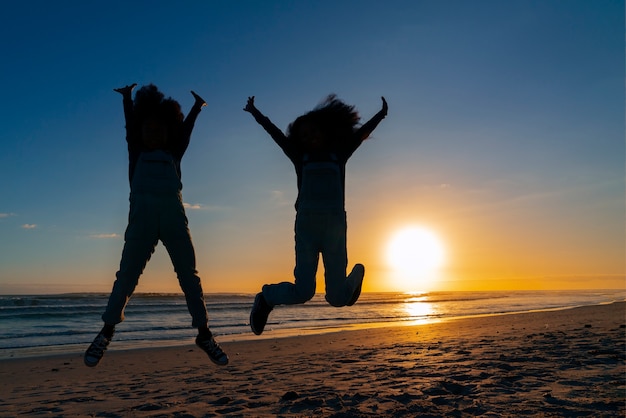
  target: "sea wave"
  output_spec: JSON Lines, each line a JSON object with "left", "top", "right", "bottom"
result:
{"left": 0, "top": 290, "right": 624, "bottom": 357}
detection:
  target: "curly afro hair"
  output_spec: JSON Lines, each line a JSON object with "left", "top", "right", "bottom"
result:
{"left": 133, "top": 84, "right": 185, "bottom": 145}
{"left": 287, "top": 94, "right": 361, "bottom": 147}
{"left": 134, "top": 84, "right": 184, "bottom": 122}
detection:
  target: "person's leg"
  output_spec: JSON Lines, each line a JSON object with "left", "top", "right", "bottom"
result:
{"left": 262, "top": 211, "right": 320, "bottom": 306}
{"left": 166, "top": 241, "right": 209, "bottom": 328}
{"left": 345, "top": 262, "right": 365, "bottom": 306}
{"left": 321, "top": 211, "right": 353, "bottom": 307}
{"left": 322, "top": 210, "right": 364, "bottom": 307}
{"left": 161, "top": 194, "right": 228, "bottom": 365}
{"left": 87, "top": 195, "right": 157, "bottom": 367}
{"left": 160, "top": 194, "right": 209, "bottom": 328}
{"left": 102, "top": 195, "right": 158, "bottom": 325}
{"left": 102, "top": 239, "right": 158, "bottom": 324}
{"left": 251, "top": 212, "right": 320, "bottom": 335}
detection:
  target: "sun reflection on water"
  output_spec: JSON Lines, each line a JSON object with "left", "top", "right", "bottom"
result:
{"left": 403, "top": 294, "right": 436, "bottom": 325}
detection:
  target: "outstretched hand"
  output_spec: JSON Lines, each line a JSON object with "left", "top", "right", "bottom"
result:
{"left": 113, "top": 83, "right": 137, "bottom": 96}
{"left": 381, "top": 96, "right": 388, "bottom": 116}
{"left": 243, "top": 96, "right": 256, "bottom": 113}
{"left": 191, "top": 91, "right": 207, "bottom": 107}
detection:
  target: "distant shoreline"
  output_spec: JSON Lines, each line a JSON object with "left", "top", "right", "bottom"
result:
{"left": 1, "top": 288, "right": 624, "bottom": 297}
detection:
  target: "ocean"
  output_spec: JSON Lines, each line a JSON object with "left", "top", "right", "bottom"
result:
{"left": 1, "top": 290, "right": 624, "bottom": 359}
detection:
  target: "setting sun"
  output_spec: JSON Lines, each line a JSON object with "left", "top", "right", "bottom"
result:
{"left": 386, "top": 226, "right": 446, "bottom": 291}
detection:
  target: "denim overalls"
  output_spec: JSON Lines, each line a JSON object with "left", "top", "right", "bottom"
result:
{"left": 102, "top": 150, "right": 209, "bottom": 327}
{"left": 262, "top": 154, "right": 363, "bottom": 307}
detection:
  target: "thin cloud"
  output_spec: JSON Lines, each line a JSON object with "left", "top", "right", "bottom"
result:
{"left": 270, "top": 190, "right": 290, "bottom": 206}
{"left": 183, "top": 202, "right": 203, "bottom": 210}
{"left": 183, "top": 203, "right": 222, "bottom": 211}
{"left": 0, "top": 213, "right": 16, "bottom": 218}
{"left": 90, "top": 233, "right": 120, "bottom": 239}
{"left": 21, "top": 224, "right": 37, "bottom": 229}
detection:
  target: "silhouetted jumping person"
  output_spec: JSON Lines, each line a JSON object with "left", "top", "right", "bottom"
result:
{"left": 244, "top": 94, "right": 388, "bottom": 335}
{"left": 84, "top": 84, "right": 228, "bottom": 367}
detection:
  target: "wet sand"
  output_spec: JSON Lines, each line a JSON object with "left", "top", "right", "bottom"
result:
{"left": 1, "top": 302, "right": 624, "bottom": 417}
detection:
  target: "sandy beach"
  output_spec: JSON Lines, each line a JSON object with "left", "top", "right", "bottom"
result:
{"left": 1, "top": 302, "right": 624, "bottom": 417}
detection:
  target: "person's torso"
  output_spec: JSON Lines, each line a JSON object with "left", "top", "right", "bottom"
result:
{"left": 296, "top": 153, "right": 345, "bottom": 211}
{"left": 130, "top": 150, "right": 182, "bottom": 194}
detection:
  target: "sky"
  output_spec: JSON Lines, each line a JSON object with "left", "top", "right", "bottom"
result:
{"left": 0, "top": 0, "right": 623, "bottom": 295}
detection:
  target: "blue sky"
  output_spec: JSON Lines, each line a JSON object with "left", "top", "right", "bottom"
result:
{"left": 0, "top": 0, "right": 623, "bottom": 294}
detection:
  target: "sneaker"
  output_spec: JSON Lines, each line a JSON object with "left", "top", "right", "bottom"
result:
{"left": 196, "top": 334, "right": 229, "bottom": 366}
{"left": 84, "top": 328, "right": 113, "bottom": 367}
{"left": 250, "top": 292, "right": 273, "bottom": 335}
{"left": 346, "top": 264, "right": 365, "bottom": 306}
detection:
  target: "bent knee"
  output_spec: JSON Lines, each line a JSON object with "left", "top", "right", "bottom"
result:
{"left": 293, "top": 285, "right": 316, "bottom": 304}
{"left": 325, "top": 293, "right": 347, "bottom": 307}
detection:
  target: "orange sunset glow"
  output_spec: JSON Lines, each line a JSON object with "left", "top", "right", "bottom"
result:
{"left": 0, "top": 2, "right": 623, "bottom": 296}
{"left": 385, "top": 226, "right": 446, "bottom": 292}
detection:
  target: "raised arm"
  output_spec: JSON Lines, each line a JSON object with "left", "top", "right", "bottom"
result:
{"left": 114, "top": 83, "right": 139, "bottom": 146}
{"left": 182, "top": 90, "right": 206, "bottom": 136}
{"left": 170, "top": 90, "right": 207, "bottom": 157}
{"left": 114, "top": 84, "right": 139, "bottom": 182}
{"left": 341, "top": 97, "right": 387, "bottom": 158}
{"left": 114, "top": 83, "right": 136, "bottom": 115}
{"left": 243, "top": 96, "right": 289, "bottom": 148}
{"left": 355, "top": 96, "right": 388, "bottom": 142}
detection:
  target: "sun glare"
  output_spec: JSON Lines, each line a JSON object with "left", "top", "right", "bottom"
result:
{"left": 386, "top": 226, "right": 446, "bottom": 291}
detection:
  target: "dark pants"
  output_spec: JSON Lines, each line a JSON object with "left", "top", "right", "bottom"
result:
{"left": 102, "top": 192, "right": 209, "bottom": 327}
{"left": 262, "top": 210, "right": 362, "bottom": 307}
